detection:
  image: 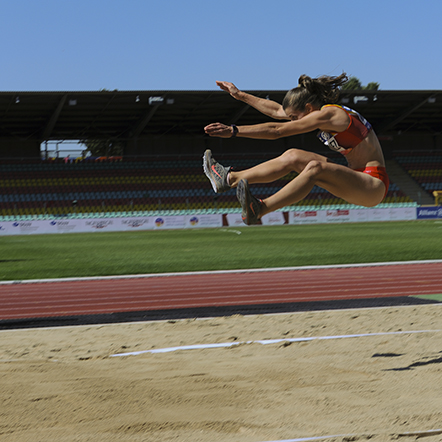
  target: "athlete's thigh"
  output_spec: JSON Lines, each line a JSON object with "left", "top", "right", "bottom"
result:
{"left": 314, "top": 163, "right": 386, "bottom": 206}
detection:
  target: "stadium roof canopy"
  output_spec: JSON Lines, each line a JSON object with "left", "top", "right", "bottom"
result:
{"left": 0, "top": 89, "right": 441, "bottom": 142}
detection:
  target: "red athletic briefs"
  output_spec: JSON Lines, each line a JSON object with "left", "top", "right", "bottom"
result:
{"left": 355, "top": 166, "right": 390, "bottom": 199}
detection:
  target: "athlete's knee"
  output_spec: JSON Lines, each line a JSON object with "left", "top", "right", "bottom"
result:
{"left": 303, "top": 160, "right": 326, "bottom": 177}
{"left": 280, "top": 148, "right": 304, "bottom": 170}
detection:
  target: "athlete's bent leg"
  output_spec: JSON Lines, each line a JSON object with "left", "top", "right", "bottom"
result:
{"left": 259, "top": 161, "right": 386, "bottom": 216}
{"left": 259, "top": 160, "right": 325, "bottom": 215}
{"left": 228, "top": 148, "right": 330, "bottom": 188}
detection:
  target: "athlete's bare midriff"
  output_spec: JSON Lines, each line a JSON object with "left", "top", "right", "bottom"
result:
{"left": 344, "top": 131, "right": 386, "bottom": 170}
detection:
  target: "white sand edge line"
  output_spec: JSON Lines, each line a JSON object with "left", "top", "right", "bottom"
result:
{"left": 260, "top": 435, "right": 354, "bottom": 442}
{"left": 259, "top": 428, "right": 442, "bottom": 442}
{"left": 2, "top": 259, "right": 442, "bottom": 286}
{"left": 109, "top": 329, "right": 441, "bottom": 357}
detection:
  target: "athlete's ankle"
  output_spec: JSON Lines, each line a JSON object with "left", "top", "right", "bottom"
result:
{"left": 227, "top": 171, "right": 238, "bottom": 188}
{"left": 257, "top": 199, "right": 266, "bottom": 219}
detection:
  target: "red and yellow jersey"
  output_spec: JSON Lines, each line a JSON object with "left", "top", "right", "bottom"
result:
{"left": 317, "top": 104, "right": 372, "bottom": 155}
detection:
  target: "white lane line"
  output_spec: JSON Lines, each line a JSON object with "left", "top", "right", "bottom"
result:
{"left": 1, "top": 259, "right": 442, "bottom": 285}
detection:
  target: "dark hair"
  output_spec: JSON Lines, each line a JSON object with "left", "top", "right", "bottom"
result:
{"left": 282, "top": 73, "right": 348, "bottom": 111}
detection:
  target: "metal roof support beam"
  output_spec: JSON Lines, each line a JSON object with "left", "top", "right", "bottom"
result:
{"left": 229, "top": 103, "right": 251, "bottom": 124}
{"left": 132, "top": 104, "right": 161, "bottom": 138}
{"left": 378, "top": 94, "right": 437, "bottom": 135}
{"left": 41, "top": 94, "right": 67, "bottom": 141}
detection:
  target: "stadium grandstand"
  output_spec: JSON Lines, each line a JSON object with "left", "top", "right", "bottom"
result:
{"left": 1, "top": 89, "right": 441, "bottom": 220}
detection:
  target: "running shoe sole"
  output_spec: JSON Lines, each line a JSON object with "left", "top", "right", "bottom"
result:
{"left": 202, "top": 149, "right": 231, "bottom": 193}
{"left": 236, "top": 179, "right": 261, "bottom": 225}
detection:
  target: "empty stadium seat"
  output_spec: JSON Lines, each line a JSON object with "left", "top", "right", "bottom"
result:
{"left": 0, "top": 153, "right": 422, "bottom": 220}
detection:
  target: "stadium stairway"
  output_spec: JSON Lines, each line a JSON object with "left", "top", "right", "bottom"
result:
{"left": 385, "top": 159, "right": 434, "bottom": 205}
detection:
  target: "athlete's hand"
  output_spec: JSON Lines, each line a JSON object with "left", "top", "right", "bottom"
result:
{"left": 204, "top": 122, "right": 234, "bottom": 138}
{"left": 216, "top": 81, "right": 240, "bottom": 99}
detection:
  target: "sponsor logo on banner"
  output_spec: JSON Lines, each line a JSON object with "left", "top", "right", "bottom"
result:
{"left": 370, "top": 209, "right": 390, "bottom": 222}
{"left": 416, "top": 207, "right": 442, "bottom": 219}
{"left": 185, "top": 214, "right": 222, "bottom": 228}
{"left": 121, "top": 218, "right": 153, "bottom": 229}
{"left": 350, "top": 209, "right": 369, "bottom": 223}
{"left": 325, "top": 209, "right": 351, "bottom": 223}
{"left": 153, "top": 216, "right": 186, "bottom": 229}
{"left": 125, "top": 220, "right": 144, "bottom": 228}
{"left": 370, "top": 207, "right": 412, "bottom": 222}
{"left": 85, "top": 220, "right": 113, "bottom": 229}
{"left": 12, "top": 221, "right": 40, "bottom": 233}
{"left": 290, "top": 210, "right": 324, "bottom": 224}
{"left": 326, "top": 209, "right": 349, "bottom": 216}
{"left": 260, "top": 211, "right": 285, "bottom": 225}
{"left": 391, "top": 207, "right": 416, "bottom": 221}
{"left": 226, "top": 213, "right": 245, "bottom": 226}
{"left": 50, "top": 220, "right": 78, "bottom": 232}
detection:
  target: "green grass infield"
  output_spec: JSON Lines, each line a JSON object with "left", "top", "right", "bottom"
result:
{"left": 1, "top": 220, "right": 441, "bottom": 281}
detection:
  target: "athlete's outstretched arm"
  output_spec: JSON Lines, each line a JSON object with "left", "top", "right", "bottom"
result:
{"left": 205, "top": 106, "right": 349, "bottom": 140}
{"left": 216, "top": 81, "right": 288, "bottom": 120}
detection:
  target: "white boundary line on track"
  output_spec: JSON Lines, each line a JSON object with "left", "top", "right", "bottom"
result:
{"left": 2, "top": 259, "right": 442, "bottom": 285}
{"left": 110, "top": 329, "right": 441, "bottom": 357}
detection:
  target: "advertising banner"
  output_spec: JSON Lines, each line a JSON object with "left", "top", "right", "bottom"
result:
{"left": 7, "top": 220, "right": 47, "bottom": 235}
{"left": 0, "top": 206, "right": 421, "bottom": 236}
{"left": 369, "top": 208, "right": 391, "bottom": 222}
{"left": 260, "top": 211, "right": 285, "bottom": 225}
{"left": 83, "top": 218, "right": 117, "bottom": 232}
{"left": 119, "top": 217, "right": 155, "bottom": 231}
{"left": 152, "top": 215, "right": 186, "bottom": 230}
{"left": 185, "top": 214, "right": 223, "bottom": 228}
{"left": 324, "top": 209, "right": 351, "bottom": 223}
{"left": 388, "top": 207, "right": 416, "bottom": 221}
{"left": 289, "top": 210, "right": 324, "bottom": 225}
{"left": 225, "top": 212, "right": 245, "bottom": 227}
{"left": 416, "top": 207, "right": 442, "bottom": 219}
{"left": 48, "top": 219, "right": 87, "bottom": 233}
{"left": 350, "top": 209, "right": 370, "bottom": 223}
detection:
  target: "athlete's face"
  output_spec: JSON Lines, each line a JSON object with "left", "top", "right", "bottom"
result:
{"left": 285, "top": 103, "right": 317, "bottom": 121}
{"left": 285, "top": 108, "right": 307, "bottom": 121}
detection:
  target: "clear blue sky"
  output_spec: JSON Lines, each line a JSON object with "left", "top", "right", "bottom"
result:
{"left": 1, "top": 0, "right": 441, "bottom": 92}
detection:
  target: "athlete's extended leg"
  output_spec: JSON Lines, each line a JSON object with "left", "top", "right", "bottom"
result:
{"left": 259, "top": 160, "right": 386, "bottom": 216}
{"left": 203, "top": 148, "right": 326, "bottom": 192}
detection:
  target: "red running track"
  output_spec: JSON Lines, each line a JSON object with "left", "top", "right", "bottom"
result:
{"left": 1, "top": 262, "right": 442, "bottom": 321}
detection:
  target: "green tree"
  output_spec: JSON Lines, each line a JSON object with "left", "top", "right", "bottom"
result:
{"left": 342, "top": 76, "right": 362, "bottom": 90}
{"left": 342, "top": 76, "right": 379, "bottom": 91}
{"left": 363, "top": 81, "right": 380, "bottom": 90}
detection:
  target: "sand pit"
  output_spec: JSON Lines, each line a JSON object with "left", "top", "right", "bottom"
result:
{"left": 1, "top": 304, "right": 441, "bottom": 441}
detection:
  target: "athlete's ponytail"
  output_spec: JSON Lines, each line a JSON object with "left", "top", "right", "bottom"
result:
{"left": 283, "top": 73, "right": 348, "bottom": 111}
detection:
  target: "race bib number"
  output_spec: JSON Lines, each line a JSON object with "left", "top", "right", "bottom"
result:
{"left": 317, "top": 131, "right": 346, "bottom": 153}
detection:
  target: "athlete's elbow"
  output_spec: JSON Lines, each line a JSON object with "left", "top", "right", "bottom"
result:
{"left": 256, "top": 130, "right": 281, "bottom": 140}
{"left": 271, "top": 127, "right": 287, "bottom": 140}
{"left": 257, "top": 125, "right": 286, "bottom": 140}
